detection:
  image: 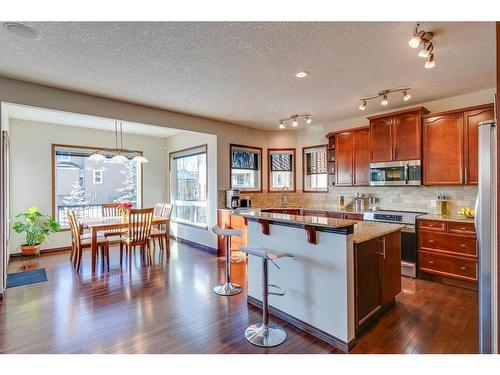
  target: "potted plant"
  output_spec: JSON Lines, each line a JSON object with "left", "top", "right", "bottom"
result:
{"left": 12, "top": 206, "right": 61, "bottom": 256}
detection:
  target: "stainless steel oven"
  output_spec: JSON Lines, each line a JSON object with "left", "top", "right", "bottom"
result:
{"left": 363, "top": 209, "right": 425, "bottom": 278}
{"left": 369, "top": 160, "right": 421, "bottom": 186}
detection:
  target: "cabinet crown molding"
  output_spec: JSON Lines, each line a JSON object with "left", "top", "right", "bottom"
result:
{"left": 367, "top": 106, "right": 429, "bottom": 121}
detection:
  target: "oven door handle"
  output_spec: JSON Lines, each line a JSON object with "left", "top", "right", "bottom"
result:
{"left": 404, "top": 163, "right": 409, "bottom": 185}
{"left": 401, "top": 225, "right": 415, "bottom": 233}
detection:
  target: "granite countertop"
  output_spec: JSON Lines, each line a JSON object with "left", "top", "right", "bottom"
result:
{"left": 418, "top": 214, "right": 475, "bottom": 223}
{"left": 353, "top": 222, "right": 406, "bottom": 244}
{"left": 235, "top": 209, "right": 357, "bottom": 229}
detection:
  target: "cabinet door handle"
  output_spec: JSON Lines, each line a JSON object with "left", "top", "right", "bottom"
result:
{"left": 428, "top": 224, "right": 434, "bottom": 227}
{"left": 428, "top": 260, "right": 434, "bottom": 264}
{"left": 460, "top": 266, "right": 467, "bottom": 270}
{"left": 428, "top": 239, "right": 434, "bottom": 243}
{"left": 460, "top": 244, "right": 466, "bottom": 248}
{"left": 380, "top": 237, "right": 386, "bottom": 259}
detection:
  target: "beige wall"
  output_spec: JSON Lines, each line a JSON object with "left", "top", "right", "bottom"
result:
{"left": 0, "top": 76, "right": 295, "bottom": 192}
{"left": 8, "top": 119, "right": 168, "bottom": 254}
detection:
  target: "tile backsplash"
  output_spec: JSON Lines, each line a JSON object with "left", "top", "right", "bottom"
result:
{"left": 218, "top": 186, "right": 477, "bottom": 214}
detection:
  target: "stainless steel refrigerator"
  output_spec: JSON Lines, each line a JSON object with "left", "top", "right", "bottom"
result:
{"left": 475, "top": 120, "right": 498, "bottom": 354}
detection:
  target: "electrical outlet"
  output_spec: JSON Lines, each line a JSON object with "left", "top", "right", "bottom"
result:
{"left": 430, "top": 199, "right": 437, "bottom": 208}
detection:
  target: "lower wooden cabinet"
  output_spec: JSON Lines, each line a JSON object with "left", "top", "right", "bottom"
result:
{"left": 417, "top": 218, "right": 478, "bottom": 289}
{"left": 354, "top": 231, "right": 401, "bottom": 333}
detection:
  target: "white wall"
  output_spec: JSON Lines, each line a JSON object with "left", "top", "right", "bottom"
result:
{"left": 9, "top": 119, "right": 168, "bottom": 254}
{"left": 164, "top": 131, "right": 218, "bottom": 250}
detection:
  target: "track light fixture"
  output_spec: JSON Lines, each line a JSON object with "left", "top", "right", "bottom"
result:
{"left": 358, "top": 88, "right": 411, "bottom": 111}
{"left": 277, "top": 114, "right": 312, "bottom": 129}
{"left": 409, "top": 23, "right": 436, "bottom": 69}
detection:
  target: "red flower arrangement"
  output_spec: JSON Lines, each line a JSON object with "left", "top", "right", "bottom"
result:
{"left": 117, "top": 202, "right": 133, "bottom": 215}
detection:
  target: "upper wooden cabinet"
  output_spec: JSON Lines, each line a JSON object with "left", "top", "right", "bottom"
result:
{"left": 464, "top": 106, "right": 495, "bottom": 184}
{"left": 327, "top": 127, "right": 369, "bottom": 186}
{"left": 422, "top": 104, "right": 494, "bottom": 186}
{"left": 368, "top": 107, "right": 429, "bottom": 162}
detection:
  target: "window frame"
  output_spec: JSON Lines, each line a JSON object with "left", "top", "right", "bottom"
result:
{"left": 267, "top": 148, "right": 296, "bottom": 192}
{"left": 51, "top": 143, "right": 144, "bottom": 230}
{"left": 302, "top": 144, "right": 328, "bottom": 193}
{"left": 169, "top": 144, "right": 209, "bottom": 230}
{"left": 92, "top": 169, "right": 103, "bottom": 184}
{"left": 229, "top": 143, "right": 263, "bottom": 192}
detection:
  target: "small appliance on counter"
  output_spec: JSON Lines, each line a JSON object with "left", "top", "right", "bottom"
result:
{"left": 239, "top": 196, "right": 251, "bottom": 208}
{"left": 226, "top": 189, "right": 240, "bottom": 209}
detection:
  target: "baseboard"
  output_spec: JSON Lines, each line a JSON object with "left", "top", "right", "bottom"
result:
{"left": 170, "top": 235, "right": 217, "bottom": 255}
{"left": 247, "top": 295, "right": 356, "bottom": 353}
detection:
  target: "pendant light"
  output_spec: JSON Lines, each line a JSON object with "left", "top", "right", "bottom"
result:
{"left": 111, "top": 121, "right": 128, "bottom": 163}
{"left": 132, "top": 155, "right": 148, "bottom": 163}
{"left": 89, "top": 151, "right": 106, "bottom": 162}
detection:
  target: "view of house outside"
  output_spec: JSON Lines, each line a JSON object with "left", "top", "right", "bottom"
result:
{"left": 55, "top": 152, "right": 139, "bottom": 226}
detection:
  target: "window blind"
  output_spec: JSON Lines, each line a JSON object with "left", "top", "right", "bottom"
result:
{"left": 306, "top": 148, "right": 327, "bottom": 175}
{"left": 270, "top": 153, "right": 292, "bottom": 172}
{"left": 231, "top": 149, "right": 259, "bottom": 170}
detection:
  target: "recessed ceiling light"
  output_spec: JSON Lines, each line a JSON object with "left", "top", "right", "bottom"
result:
{"left": 3, "top": 22, "right": 41, "bottom": 41}
{"left": 295, "top": 71, "right": 309, "bottom": 78}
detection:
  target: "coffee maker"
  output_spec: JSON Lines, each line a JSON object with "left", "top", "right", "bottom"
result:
{"left": 226, "top": 189, "right": 240, "bottom": 209}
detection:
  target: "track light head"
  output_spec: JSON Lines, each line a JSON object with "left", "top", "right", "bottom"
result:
{"left": 402, "top": 90, "right": 411, "bottom": 101}
{"left": 292, "top": 116, "right": 298, "bottom": 127}
{"left": 381, "top": 95, "right": 389, "bottom": 106}
{"left": 305, "top": 115, "right": 312, "bottom": 124}
{"left": 425, "top": 53, "right": 435, "bottom": 69}
{"left": 358, "top": 100, "right": 367, "bottom": 111}
{"left": 408, "top": 35, "right": 421, "bottom": 49}
{"left": 279, "top": 120, "right": 285, "bottom": 129}
{"left": 418, "top": 42, "right": 433, "bottom": 58}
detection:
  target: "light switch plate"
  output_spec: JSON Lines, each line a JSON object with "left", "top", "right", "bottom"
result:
{"left": 430, "top": 199, "right": 437, "bottom": 208}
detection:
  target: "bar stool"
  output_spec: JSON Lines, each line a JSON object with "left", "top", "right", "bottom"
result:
{"left": 212, "top": 225, "right": 243, "bottom": 296}
{"left": 240, "top": 246, "right": 293, "bottom": 347}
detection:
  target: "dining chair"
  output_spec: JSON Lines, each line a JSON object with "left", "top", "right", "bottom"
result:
{"left": 101, "top": 203, "right": 127, "bottom": 238}
{"left": 151, "top": 203, "right": 172, "bottom": 257}
{"left": 67, "top": 209, "right": 110, "bottom": 272}
{"left": 120, "top": 207, "right": 154, "bottom": 266}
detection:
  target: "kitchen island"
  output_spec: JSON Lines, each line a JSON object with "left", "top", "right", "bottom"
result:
{"left": 233, "top": 209, "right": 404, "bottom": 352}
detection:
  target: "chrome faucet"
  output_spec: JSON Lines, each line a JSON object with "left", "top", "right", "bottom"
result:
{"left": 280, "top": 187, "right": 289, "bottom": 207}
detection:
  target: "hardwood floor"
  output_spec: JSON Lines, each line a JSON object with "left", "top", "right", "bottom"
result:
{"left": 0, "top": 240, "right": 478, "bottom": 354}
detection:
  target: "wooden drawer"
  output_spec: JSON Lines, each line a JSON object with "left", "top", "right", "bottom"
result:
{"left": 419, "top": 251, "right": 477, "bottom": 281}
{"left": 448, "top": 222, "right": 476, "bottom": 236}
{"left": 345, "top": 213, "right": 363, "bottom": 221}
{"left": 419, "top": 231, "right": 477, "bottom": 257}
{"left": 418, "top": 219, "right": 446, "bottom": 232}
{"left": 326, "top": 211, "right": 344, "bottom": 219}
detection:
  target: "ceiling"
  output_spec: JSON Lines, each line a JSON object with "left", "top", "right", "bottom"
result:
{"left": 0, "top": 22, "right": 495, "bottom": 130}
{"left": 4, "top": 103, "right": 184, "bottom": 138}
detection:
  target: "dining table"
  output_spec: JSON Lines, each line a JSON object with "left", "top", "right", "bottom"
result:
{"left": 80, "top": 215, "right": 170, "bottom": 273}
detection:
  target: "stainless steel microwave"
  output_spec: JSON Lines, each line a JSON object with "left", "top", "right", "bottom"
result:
{"left": 369, "top": 160, "right": 421, "bottom": 186}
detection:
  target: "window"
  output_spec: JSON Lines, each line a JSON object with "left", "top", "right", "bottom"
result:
{"left": 170, "top": 145, "right": 208, "bottom": 228}
{"left": 303, "top": 145, "right": 328, "bottom": 192}
{"left": 52, "top": 145, "right": 142, "bottom": 228}
{"left": 93, "top": 170, "right": 103, "bottom": 184}
{"left": 230, "top": 144, "right": 262, "bottom": 191}
{"left": 268, "top": 148, "right": 295, "bottom": 191}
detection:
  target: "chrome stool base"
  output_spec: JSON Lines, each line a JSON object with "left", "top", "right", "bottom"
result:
{"left": 213, "top": 282, "right": 242, "bottom": 296}
{"left": 245, "top": 323, "right": 287, "bottom": 347}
